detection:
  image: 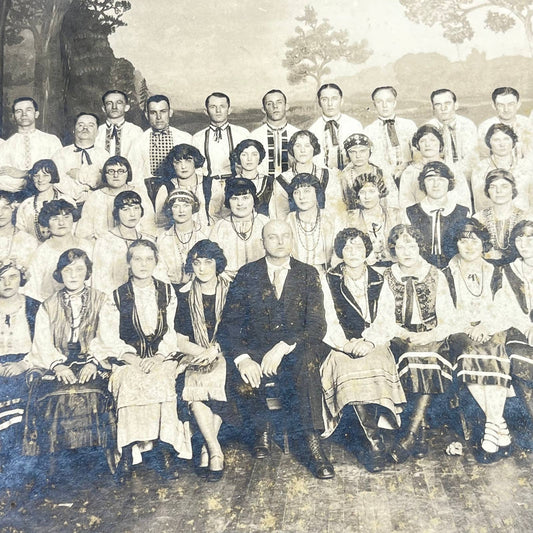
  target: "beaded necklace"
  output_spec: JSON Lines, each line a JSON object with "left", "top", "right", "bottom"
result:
{"left": 295, "top": 209, "right": 321, "bottom": 252}
{"left": 230, "top": 214, "right": 255, "bottom": 241}
{"left": 457, "top": 259, "right": 483, "bottom": 298}
{"left": 486, "top": 206, "right": 519, "bottom": 250}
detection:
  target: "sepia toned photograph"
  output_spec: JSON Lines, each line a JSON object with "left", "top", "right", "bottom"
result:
{"left": 1, "top": 1, "right": 533, "bottom": 531}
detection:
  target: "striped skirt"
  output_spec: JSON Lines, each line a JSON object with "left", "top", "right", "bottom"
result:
{"left": 320, "top": 345, "right": 406, "bottom": 437}
{"left": 448, "top": 331, "right": 511, "bottom": 387}
{"left": 506, "top": 328, "right": 533, "bottom": 383}
{"left": 0, "top": 354, "right": 27, "bottom": 454}
{"left": 389, "top": 338, "right": 453, "bottom": 395}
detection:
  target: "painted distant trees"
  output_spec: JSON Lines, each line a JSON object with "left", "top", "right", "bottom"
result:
{"left": 283, "top": 5, "right": 371, "bottom": 90}
{"left": 399, "top": 0, "right": 533, "bottom": 56}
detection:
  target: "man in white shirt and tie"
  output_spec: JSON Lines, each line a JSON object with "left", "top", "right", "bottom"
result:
{"left": 426, "top": 88, "right": 478, "bottom": 180}
{"left": 478, "top": 87, "right": 532, "bottom": 159}
{"left": 52, "top": 112, "right": 109, "bottom": 204}
{"left": 308, "top": 83, "right": 363, "bottom": 172}
{"left": 364, "top": 86, "right": 417, "bottom": 185}
{"left": 192, "top": 92, "right": 249, "bottom": 221}
{"left": 95, "top": 89, "right": 142, "bottom": 158}
{"left": 251, "top": 89, "right": 298, "bottom": 178}
{"left": 0, "top": 97, "right": 62, "bottom": 194}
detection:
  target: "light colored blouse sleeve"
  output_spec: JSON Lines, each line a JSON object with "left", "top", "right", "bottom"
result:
{"left": 322, "top": 280, "right": 349, "bottom": 351}
{"left": 497, "top": 273, "right": 531, "bottom": 335}
{"left": 432, "top": 269, "right": 458, "bottom": 340}
{"left": 156, "top": 289, "right": 179, "bottom": 356}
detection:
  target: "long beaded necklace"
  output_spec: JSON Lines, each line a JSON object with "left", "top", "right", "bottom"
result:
{"left": 174, "top": 224, "right": 194, "bottom": 282}
{"left": 295, "top": 209, "right": 321, "bottom": 254}
{"left": 230, "top": 214, "right": 255, "bottom": 241}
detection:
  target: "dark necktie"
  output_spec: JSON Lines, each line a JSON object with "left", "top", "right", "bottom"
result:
{"left": 325, "top": 120, "right": 339, "bottom": 146}
{"left": 383, "top": 118, "right": 399, "bottom": 147}
{"left": 430, "top": 208, "right": 444, "bottom": 255}
{"left": 402, "top": 276, "right": 417, "bottom": 327}
{"left": 443, "top": 123, "right": 458, "bottom": 163}
{"left": 74, "top": 145, "right": 93, "bottom": 165}
{"left": 213, "top": 127, "right": 223, "bottom": 142}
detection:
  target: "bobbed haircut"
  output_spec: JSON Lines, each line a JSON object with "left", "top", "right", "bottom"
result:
{"left": 12, "top": 97, "right": 38, "bottom": 113}
{"left": 102, "top": 155, "right": 133, "bottom": 185}
{"left": 163, "top": 189, "right": 201, "bottom": 224}
{"left": 417, "top": 161, "right": 455, "bottom": 193}
{"left": 287, "top": 173, "right": 326, "bottom": 210}
{"left": 185, "top": 239, "right": 227, "bottom": 276}
{"left": 334, "top": 227, "right": 373, "bottom": 259}
{"left": 492, "top": 87, "right": 519, "bottom": 103}
{"left": 430, "top": 88, "right": 457, "bottom": 103}
{"left": 75, "top": 112, "right": 100, "bottom": 127}
{"left": 224, "top": 177, "right": 258, "bottom": 208}
{"left": 262, "top": 89, "right": 287, "bottom": 108}
{"left": 484, "top": 168, "right": 518, "bottom": 199}
{"left": 53, "top": 248, "right": 92, "bottom": 283}
{"left": 453, "top": 218, "right": 492, "bottom": 253}
{"left": 38, "top": 199, "right": 79, "bottom": 228}
{"left": 353, "top": 172, "right": 389, "bottom": 199}
{"left": 28, "top": 159, "right": 60, "bottom": 184}
{"left": 485, "top": 123, "right": 518, "bottom": 149}
{"left": 231, "top": 139, "right": 266, "bottom": 171}
{"left": 205, "top": 92, "right": 230, "bottom": 108}
{"left": 0, "top": 259, "right": 28, "bottom": 287}
{"left": 412, "top": 124, "right": 444, "bottom": 152}
{"left": 101, "top": 89, "right": 129, "bottom": 105}
{"left": 146, "top": 94, "right": 171, "bottom": 111}
{"left": 317, "top": 83, "right": 343, "bottom": 100}
{"left": 0, "top": 190, "right": 16, "bottom": 205}
{"left": 510, "top": 219, "right": 533, "bottom": 259}
{"left": 112, "top": 190, "right": 144, "bottom": 224}
{"left": 388, "top": 224, "right": 426, "bottom": 258}
{"left": 288, "top": 130, "right": 321, "bottom": 157}
{"left": 126, "top": 239, "right": 159, "bottom": 265}
{"left": 371, "top": 86, "right": 397, "bottom": 100}
{"left": 164, "top": 144, "right": 205, "bottom": 179}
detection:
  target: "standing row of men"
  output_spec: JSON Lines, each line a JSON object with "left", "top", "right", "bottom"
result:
{"left": 1, "top": 84, "right": 532, "bottom": 212}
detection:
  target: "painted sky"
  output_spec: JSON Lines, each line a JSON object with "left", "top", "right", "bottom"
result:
{"left": 109, "top": 0, "right": 529, "bottom": 109}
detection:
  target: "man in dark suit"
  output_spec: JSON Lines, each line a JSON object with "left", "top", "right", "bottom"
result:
{"left": 219, "top": 219, "right": 334, "bottom": 479}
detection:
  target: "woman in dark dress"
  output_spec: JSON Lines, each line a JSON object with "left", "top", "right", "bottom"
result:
{"left": 175, "top": 239, "right": 232, "bottom": 482}
{"left": 320, "top": 228, "right": 405, "bottom": 472}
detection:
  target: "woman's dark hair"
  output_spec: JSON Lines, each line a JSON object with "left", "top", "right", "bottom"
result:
{"left": 484, "top": 168, "right": 518, "bottom": 199}
{"left": 38, "top": 199, "right": 79, "bottom": 228}
{"left": 453, "top": 218, "right": 492, "bottom": 253}
{"left": 288, "top": 130, "right": 321, "bottom": 158}
{"left": 126, "top": 239, "right": 159, "bottom": 265}
{"left": 510, "top": 219, "right": 533, "bottom": 259}
{"left": 224, "top": 177, "right": 258, "bottom": 209}
{"left": 485, "top": 123, "right": 518, "bottom": 150}
{"left": 185, "top": 239, "right": 227, "bottom": 276}
{"left": 334, "top": 228, "right": 373, "bottom": 259}
{"left": 230, "top": 139, "right": 266, "bottom": 175}
{"left": 388, "top": 224, "right": 426, "bottom": 258}
{"left": 28, "top": 159, "right": 60, "bottom": 185}
{"left": 163, "top": 144, "right": 205, "bottom": 180}
{"left": 53, "top": 248, "right": 92, "bottom": 283}
{"left": 101, "top": 155, "right": 133, "bottom": 186}
{"left": 0, "top": 190, "right": 16, "bottom": 224}
{"left": 112, "top": 190, "right": 144, "bottom": 224}
{"left": 353, "top": 172, "right": 388, "bottom": 200}
{"left": 287, "top": 173, "right": 326, "bottom": 210}
{"left": 412, "top": 125, "right": 444, "bottom": 152}
{"left": 417, "top": 161, "right": 455, "bottom": 193}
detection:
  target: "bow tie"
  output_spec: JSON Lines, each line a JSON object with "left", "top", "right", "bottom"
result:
{"left": 210, "top": 124, "right": 227, "bottom": 142}
{"left": 152, "top": 128, "right": 169, "bottom": 136}
{"left": 325, "top": 120, "right": 339, "bottom": 146}
{"left": 382, "top": 118, "right": 395, "bottom": 125}
{"left": 74, "top": 145, "right": 93, "bottom": 165}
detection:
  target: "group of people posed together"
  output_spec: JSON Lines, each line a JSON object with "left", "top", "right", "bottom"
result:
{"left": 1, "top": 81, "right": 533, "bottom": 487}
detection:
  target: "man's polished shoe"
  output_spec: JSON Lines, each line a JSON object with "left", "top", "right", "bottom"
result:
{"left": 412, "top": 426, "right": 429, "bottom": 459}
{"left": 253, "top": 424, "right": 271, "bottom": 459}
{"left": 389, "top": 430, "right": 416, "bottom": 464}
{"left": 306, "top": 431, "right": 335, "bottom": 479}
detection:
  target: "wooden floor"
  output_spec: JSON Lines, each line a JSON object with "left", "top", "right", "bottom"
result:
{"left": 2, "top": 413, "right": 533, "bottom": 533}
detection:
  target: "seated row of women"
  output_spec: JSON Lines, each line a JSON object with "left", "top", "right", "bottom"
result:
{"left": 1, "top": 214, "right": 533, "bottom": 483}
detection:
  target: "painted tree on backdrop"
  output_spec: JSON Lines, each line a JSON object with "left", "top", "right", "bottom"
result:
{"left": 399, "top": 0, "right": 533, "bottom": 57}
{"left": 283, "top": 5, "right": 372, "bottom": 91}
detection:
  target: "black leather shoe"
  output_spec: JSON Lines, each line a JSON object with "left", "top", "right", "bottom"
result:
{"left": 412, "top": 426, "right": 429, "bottom": 459}
{"left": 474, "top": 444, "right": 502, "bottom": 464}
{"left": 307, "top": 432, "right": 335, "bottom": 479}
{"left": 389, "top": 431, "right": 416, "bottom": 464}
{"left": 363, "top": 448, "right": 388, "bottom": 473}
{"left": 253, "top": 424, "right": 271, "bottom": 459}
